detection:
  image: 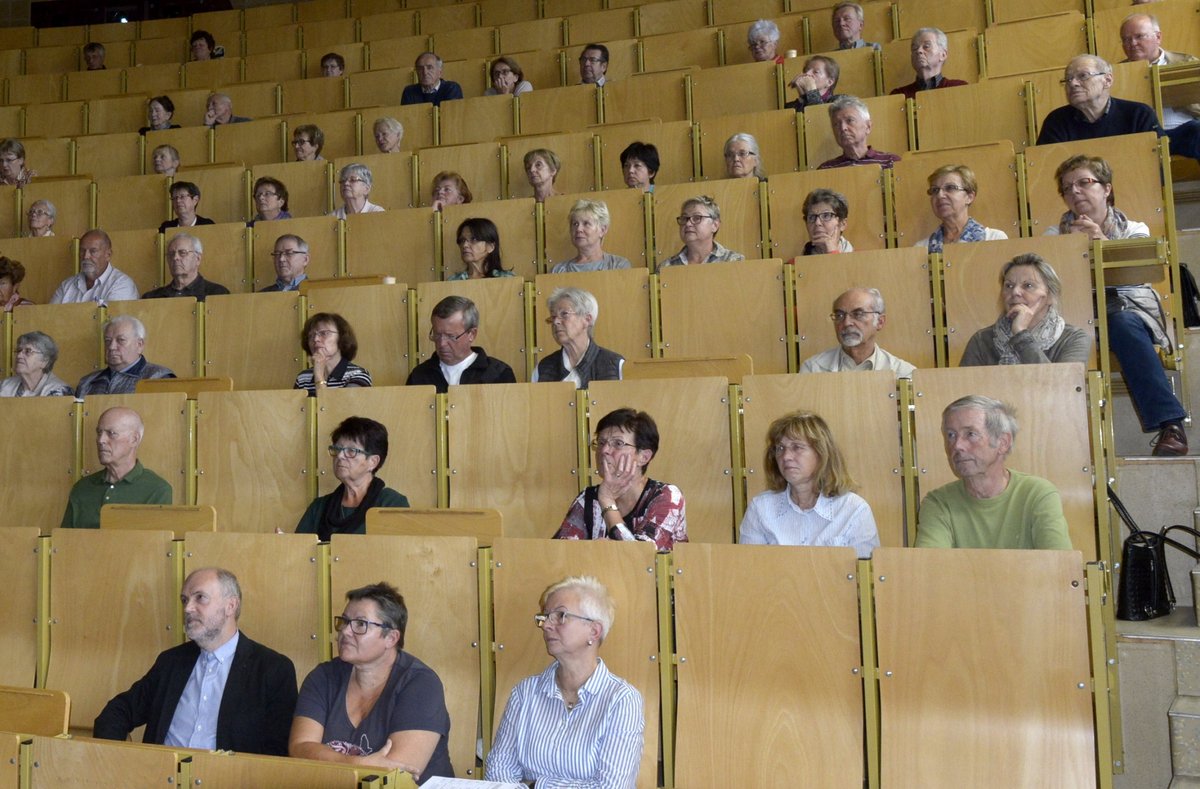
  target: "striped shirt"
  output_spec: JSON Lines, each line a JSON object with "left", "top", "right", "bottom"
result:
{"left": 293, "top": 360, "right": 372, "bottom": 395}
{"left": 486, "top": 659, "right": 644, "bottom": 788}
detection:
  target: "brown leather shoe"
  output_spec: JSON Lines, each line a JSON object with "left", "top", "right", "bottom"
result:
{"left": 1151, "top": 423, "right": 1189, "bottom": 457}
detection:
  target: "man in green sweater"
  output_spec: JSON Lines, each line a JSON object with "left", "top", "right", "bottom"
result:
{"left": 915, "top": 395, "right": 1072, "bottom": 549}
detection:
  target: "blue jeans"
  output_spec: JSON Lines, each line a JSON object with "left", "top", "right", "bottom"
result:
{"left": 1107, "top": 308, "right": 1187, "bottom": 431}
{"left": 1166, "top": 120, "right": 1200, "bottom": 161}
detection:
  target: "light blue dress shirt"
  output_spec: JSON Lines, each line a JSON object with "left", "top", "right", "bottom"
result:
{"left": 164, "top": 631, "right": 240, "bottom": 749}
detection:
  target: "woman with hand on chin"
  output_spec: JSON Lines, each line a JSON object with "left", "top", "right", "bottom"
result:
{"left": 801, "top": 188, "right": 853, "bottom": 255}
{"left": 294, "top": 313, "right": 372, "bottom": 395}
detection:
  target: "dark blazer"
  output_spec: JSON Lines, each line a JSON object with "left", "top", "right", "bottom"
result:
{"left": 400, "top": 81, "right": 464, "bottom": 106}
{"left": 405, "top": 346, "right": 516, "bottom": 393}
{"left": 92, "top": 632, "right": 297, "bottom": 755}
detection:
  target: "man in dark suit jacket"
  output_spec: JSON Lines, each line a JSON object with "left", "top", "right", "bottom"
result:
{"left": 400, "top": 52, "right": 463, "bottom": 107}
{"left": 93, "top": 567, "right": 297, "bottom": 755}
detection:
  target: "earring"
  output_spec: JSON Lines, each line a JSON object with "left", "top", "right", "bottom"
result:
{"left": 587, "top": 639, "right": 594, "bottom": 645}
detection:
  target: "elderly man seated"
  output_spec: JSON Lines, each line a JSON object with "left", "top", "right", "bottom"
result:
{"left": 657, "top": 196, "right": 745, "bottom": 267}
{"left": 786, "top": 55, "right": 841, "bottom": 112}
{"left": 915, "top": 395, "right": 1072, "bottom": 549}
{"left": 1118, "top": 13, "right": 1200, "bottom": 161}
{"left": 832, "top": 2, "right": 879, "bottom": 50}
{"left": 800, "top": 287, "right": 915, "bottom": 377}
{"left": 61, "top": 406, "right": 173, "bottom": 529}
{"left": 1036, "top": 54, "right": 1162, "bottom": 145}
{"left": 260, "top": 234, "right": 311, "bottom": 292}
{"left": 890, "top": 28, "right": 967, "bottom": 100}
{"left": 50, "top": 229, "right": 139, "bottom": 304}
{"left": 401, "top": 52, "right": 463, "bottom": 106}
{"left": 204, "top": 92, "right": 250, "bottom": 126}
{"left": 144, "top": 233, "right": 230, "bottom": 301}
{"left": 406, "top": 296, "right": 516, "bottom": 392}
{"left": 818, "top": 96, "right": 902, "bottom": 170}
{"left": 76, "top": 316, "right": 176, "bottom": 397}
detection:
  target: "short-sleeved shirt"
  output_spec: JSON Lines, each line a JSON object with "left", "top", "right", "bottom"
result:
{"left": 294, "top": 653, "right": 454, "bottom": 784}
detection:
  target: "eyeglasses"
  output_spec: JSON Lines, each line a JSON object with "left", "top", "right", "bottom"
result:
{"left": 1060, "top": 71, "right": 1104, "bottom": 86}
{"left": 1060, "top": 176, "right": 1102, "bottom": 193}
{"left": 492, "top": 68, "right": 514, "bottom": 77}
{"left": 168, "top": 249, "right": 198, "bottom": 259}
{"left": 534, "top": 610, "right": 597, "bottom": 627}
{"left": 927, "top": 184, "right": 970, "bottom": 195}
{"left": 676, "top": 214, "right": 714, "bottom": 226}
{"left": 27, "top": 209, "right": 50, "bottom": 217}
{"left": 725, "top": 150, "right": 756, "bottom": 160}
{"left": 748, "top": 38, "right": 774, "bottom": 49}
{"left": 272, "top": 249, "right": 306, "bottom": 258}
{"left": 773, "top": 441, "right": 810, "bottom": 456}
{"left": 333, "top": 615, "right": 390, "bottom": 634}
{"left": 429, "top": 329, "right": 470, "bottom": 343}
{"left": 340, "top": 176, "right": 367, "bottom": 184}
{"left": 806, "top": 211, "right": 839, "bottom": 224}
{"left": 457, "top": 236, "right": 485, "bottom": 245}
{"left": 328, "top": 444, "right": 371, "bottom": 459}
{"left": 293, "top": 138, "right": 313, "bottom": 145}
{"left": 830, "top": 309, "right": 881, "bottom": 323}
{"left": 255, "top": 191, "right": 280, "bottom": 199}
{"left": 590, "top": 437, "right": 636, "bottom": 451}
{"left": 545, "top": 310, "right": 578, "bottom": 324}
{"left": 309, "top": 329, "right": 338, "bottom": 340}
{"left": 1120, "top": 32, "right": 1156, "bottom": 45}
{"left": 15, "top": 346, "right": 42, "bottom": 356}
{"left": 0, "top": 156, "right": 20, "bottom": 165}
{"left": 579, "top": 56, "right": 605, "bottom": 64}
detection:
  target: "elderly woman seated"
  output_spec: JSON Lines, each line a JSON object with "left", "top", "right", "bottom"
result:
{"left": 292, "top": 124, "right": 325, "bottom": 162}
{"left": 551, "top": 199, "right": 631, "bottom": 273}
{"left": 447, "top": 218, "right": 512, "bottom": 280}
{"left": 486, "top": 56, "right": 533, "bottom": 96}
{"left": 534, "top": 287, "right": 624, "bottom": 387}
{"left": 524, "top": 149, "right": 560, "bottom": 203}
{"left": 747, "top": 19, "right": 786, "bottom": 63}
{"left": 290, "top": 582, "right": 454, "bottom": 783}
{"left": 658, "top": 195, "right": 745, "bottom": 267}
{"left": 917, "top": 164, "right": 1008, "bottom": 249}
{"left": 333, "top": 163, "right": 384, "bottom": 218}
{"left": 295, "top": 417, "right": 409, "bottom": 537}
{"left": 252, "top": 177, "right": 291, "bottom": 224}
{"left": 960, "top": 253, "right": 1091, "bottom": 366}
{"left": 295, "top": 312, "right": 373, "bottom": 394}
{"left": 0, "top": 139, "right": 36, "bottom": 186}
{"left": 373, "top": 117, "right": 404, "bottom": 154}
{"left": 152, "top": 144, "right": 180, "bottom": 176}
{"left": 554, "top": 408, "right": 687, "bottom": 550}
{"left": 802, "top": 188, "right": 854, "bottom": 254}
{"left": 739, "top": 410, "right": 879, "bottom": 557}
{"left": 430, "top": 171, "right": 471, "bottom": 212}
{"left": 25, "top": 199, "right": 55, "bottom": 237}
{"left": 0, "top": 331, "right": 72, "bottom": 397}
{"left": 620, "top": 141, "right": 658, "bottom": 192}
{"left": 487, "top": 576, "right": 644, "bottom": 787}
{"left": 0, "top": 256, "right": 32, "bottom": 311}
{"left": 139, "top": 95, "right": 178, "bottom": 135}
{"left": 724, "top": 133, "right": 766, "bottom": 180}
{"left": 786, "top": 55, "right": 840, "bottom": 111}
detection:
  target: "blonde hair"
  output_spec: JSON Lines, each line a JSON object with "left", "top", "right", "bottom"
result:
{"left": 763, "top": 411, "right": 856, "bottom": 496}
{"left": 540, "top": 575, "right": 615, "bottom": 641}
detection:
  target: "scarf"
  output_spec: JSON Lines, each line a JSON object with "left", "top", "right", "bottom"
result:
{"left": 991, "top": 306, "right": 1066, "bottom": 365}
{"left": 317, "top": 476, "right": 386, "bottom": 541}
{"left": 926, "top": 217, "right": 988, "bottom": 253}
{"left": 1057, "top": 206, "right": 1131, "bottom": 240}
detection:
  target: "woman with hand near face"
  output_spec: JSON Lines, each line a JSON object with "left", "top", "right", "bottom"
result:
{"left": 485, "top": 56, "right": 532, "bottom": 96}
{"left": 294, "top": 313, "right": 373, "bottom": 395}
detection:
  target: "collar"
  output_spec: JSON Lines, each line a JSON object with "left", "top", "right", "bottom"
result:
{"left": 206, "top": 630, "right": 240, "bottom": 664}
{"left": 836, "top": 344, "right": 881, "bottom": 370}
{"left": 783, "top": 486, "right": 835, "bottom": 517}
{"left": 440, "top": 349, "right": 479, "bottom": 375}
{"left": 97, "top": 459, "right": 146, "bottom": 485}
{"left": 915, "top": 73, "right": 945, "bottom": 90}
{"left": 172, "top": 273, "right": 205, "bottom": 293}
{"left": 112, "top": 355, "right": 147, "bottom": 376}
{"left": 538, "top": 658, "right": 609, "bottom": 702}
{"left": 421, "top": 80, "right": 442, "bottom": 94}
{"left": 275, "top": 273, "right": 307, "bottom": 291}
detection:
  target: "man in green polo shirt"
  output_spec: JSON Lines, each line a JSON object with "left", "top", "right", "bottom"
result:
{"left": 61, "top": 406, "right": 172, "bottom": 529}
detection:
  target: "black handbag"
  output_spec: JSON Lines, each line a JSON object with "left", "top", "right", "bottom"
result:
{"left": 1109, "top": 485, "right": 1200, "bottom": 621}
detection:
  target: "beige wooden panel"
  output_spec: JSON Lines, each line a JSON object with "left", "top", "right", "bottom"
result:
{"left": 23, "top": 45, "right": 79, "bottom": 76}
{"left": 304, "top": 44, "right": 366, "bottom": 80}
{"left": 438, "top": 57, "right": 491, "bottom": 100}
{"left": 983, "top": 13, "right": 1086, "bottom": 80}
{"left": 91, "top": 20, "right": 139, "bottom": 42}
{"left": 659, "top": 259, "right": 789, "bottom": 373}
{"left": 741, "top": 371, "right": 906, "bottom": 544}
{"left": 783, "top": 43, "right": 877, "bottom": 101}
{"left": 418, "top": 3, "right": 480, "bottom": 34}
{"left": 895, "top": 0, "right": 985, "bottom": 37}
{"left": 491, "top": 49, "right": 562, "bottom": 93}
{"left": 358, "top": 11, "right": 419, "bottom": 41}
{"left": 697, "top": 109, "right": 801, "bottom": 181}
{"left": 561, "top": 40, "right": 640, "bottom": 84}
{"left": 534, "top": 268, "right": 653, "bottom": 362}
{"left": 601, "top": 68, "right": 692, "bottom": 125}
{"left": 640, "top": 0, "right": 709, "bottom": 34}
{"left": 441, "top": 198, "right": 538, "bottom": 281}
{"left": 280, "top": 77, "right": 347, "bottom": 115}
{"left": 145, "top": 126, "right": 211, "bottom": 172}
{"left": 891, "top": 140, "right": 1020, "bottom": 246}
{"left": 690, "top": 60, "right": 782, "bottom": 121}
{"left": 910, "top": 365, "right": 1096, "bottom": 557}
{"left": 481, "top": 0, "right": 540, "bottom": 25}
{"left": 625, "top": 354, "right": 753, "bottom": 383}
{"left": 301, "top": 18, "right": 358, "bottom": 50}
{"left": 131, "top": 37, "right": 189, "bottom": 66}
{"left": 807, "top": 0, "right": 894, "bottom": 53}
{"left": 368, "top": 508, "right": 501, "bottom": 539}
{"left": 588, "top": 377, "right": 735, "bottom": 543}
{"left": 25, "top": 101, "right": 87, "bottom": 138}
{"left": 0, "top": 107, "right": 21, "bottom": 138}
{"left": 96, "top": 174, "right": 171, "bottom": 232}
{"left": 497, "top": 17, "right": 563, "bottom": 53}
{"left": 38, "top": 24, "right": 87, "bottom": 46}
{"left": 563, "top": 9, "right": 636, "bottom": 45}
{"left": 124, "top": 64, "right": 183, "bottom": 95}
{"left": 941, "top": 233, "right": 1096, "bottom": 367}
{"left": 0, "top": 528, "right": 41, "bottom": 687}
{"left": 362, "top": 37, "right": 430, "bottom": 73}
{"left": 204, "top": 292, "right": 305, "bottom": 389}
{"left": 12, "top": 302, "right": 102, "bottom": 389}
{"left": 440, "top": 94, "right": 516, "bottom": 147}
{"left": 251, "top": 159, "right": 333, "bottom": 220}
{"left": 343, "top": 207, "right": 438, "bottom": 282}
{"left": 298, "top": 0, "right": 349, "bottom": 22}
{"left": 331, "top": 150, "right": 415, "bottom": 210}
{"left": 432, "top": 26, "right": 499, "bottom": 63}
{"left": 0, "top": 184, "right": 16, "bottom": 238}
{"left": 214, "top": 118, "right": 286, "bottom": 168}
{"left": 182, "top": 57, "right": 244, "bottom": 89}
{"left": 673, "top": 543, "right": 863, "bottom": 786}
{"left": 415, "top": 142, "right": 504, "bottom": 204}
{"left": 106, "top": 225, "right": 167, "bottom": 296}
{"left": 241, "top": 51, "right": 306, "bottom": 84}
{"left": 1093, "top": 0, "right": 1200, "bottom": 65}
{"left": 503, "top": 130, "right": 595, "bottom": 198}
{"left": 544, "top": 187, "right": 648, "bottom": 269}
{"left": 804, "top": 93, "right": 908, "bottom": 170}
{"left": 184, "top": 531, "right": 321, "bottom": 680}
{"left": 446, "top": 382, "right": 577, "bottom": 528}
{"left": 101, "top": 505, "right": 217, "bottom": 536}
{"left": 0, "top": 687, "right": 68, "bottom": 735}
{"left": 0, "top": 399, "right": 75, "bottom": 532}
{"left": 882, "top": 28, "right": 979, "bottom": 94}
{"left": 358, "top": 105, "right": 433, "bottom": 155}
{"left": 518, "top": 83, "right": 599, "bottom": 135}
{"left": 244, "top": 24, "right": 303, "bottom": 56}
{"left": 19, "top": 178, "right": 90, "bottom": 241}
{"left": 0, "top": 28, "right": 35, "bottom": 49}
{"left": 415, "top": 277, "right": 528, "bottom": 378}
{"left": 315, "top": 387, "right": 438, "bottom": 504}
{"left": 285, "top": 109, "right": 359, "bottom": 161}
{"left": 641, "top": 28, "right": 722, "bottom": 72}
{"left": 0, "top": 733, "right": 17, "bottom": 787}
{"left": 874, "top": 548, "right": 1094, "bottom": 785}
{"left": 190, "top": 750, "right": 382, "bottom": 787}
{"left": 195, "top": 389, "right": 313, "bottom": 530}
{"left": 653, "top": 177, "right": 763, "bottom": 261}
{"left": 78, "top": 392, "right": 190, "bottom": 502}
{"left": 596, "top": 119, "right": 695, "bottom": 189}
{"left": 251, "top": 215, "right": 340, "bottom": 288}
{"left": 913, "top": 74, "right": 1030, "bottom": 152}
{"left": 182, "top": 164, "right": 250, "bottom": 225}
{"left": 47, "top": 528, "right": 177, "bottom": 727}
{"left": 304, "top": 282, "right": 411, "bottom": 386}
{"left": 65, "top": 68, "right": 123, "bottom": 101}
{"left": 329, "top": 534, "right": 479, "bottom": 777}
{"left": 722, "top": 17, "right": 801, "bottom": 68}
{"left": 138, "top": 16, "right": 191, "bottom": 38}
{"left": 766, "top": 166, "right": 888, "bottom": 256}
{"left": 28, "top": 737, "right": 182, "bottom": 787}
{"left": 75, "top": 132, "right": 141, "bottom": 179}
{"left": 0, "top": 235, "right": 76, "bottom": 305}
{"left": 246, "top": 2, "right": 298, "bottom": 28}
{"left": 489, "top": 537, "right": 659, "bottom": 787}
{"left": 1023, "top": 132, "right": 1165, "bottom": 239}
{"left": 14, "top": 139, "right": 71, "bottom": 181}
{"left": 6, "top": 74, "right": 60, "bottom": 106}
{"left": 223, "top": 81, "right": 282, "bottom": 120}
{"left": 793, "top": 246, "right": 935, "bottom": 369}
{"left": 712, "top": 0, "right": 788, "bottom": 25}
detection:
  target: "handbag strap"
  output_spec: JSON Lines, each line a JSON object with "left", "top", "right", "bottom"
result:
{"left": 1107, "top": 485, "right": 1146, "bottom": 536}
{"left": 1161, "top": 525, "right": 1200, "bottom": 561}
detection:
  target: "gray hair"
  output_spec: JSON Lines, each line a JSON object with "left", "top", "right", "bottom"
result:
{"left": 168, "top": 232, "right": 204, "bottom": 256}
{"left": 540, "top": 575, "right": 616, "bottom": 642}
{"left": 912, "top": 27, "right": 948, "bottom": 51}
{"left": 747, "top": 19, "right": 781, "bottom": 43}
{"left": 1069, "top": 53, "right": 1112, "bottom": 75}
{"left": 569, "top": 198, "right": 610, "bottom": 229}
{"left": 1121, "top": 12, "right": 1159, "bottom": 32}
{"left": 208, "top": 92, "right": 232, "bottom": 108}
{"left": 832, "top": 1, "right": 865, "bottom": 21}
{"left": 16, "top": 330, "right": 59, "bottom": 372}
{"left": 185, "top": 566, "right": 243, "bottom": 620}
{"left": 1000, "top": 253, "right": 1062, "bottom": 307}
{"left": 374, "top": 116, "right": 404, "bottom": 136}
{"left": 835, "top": 287, "right": 884, "bottom": 314}
{"left": 415, "top": 51, "right": 444, "bottom": 68}
{"left": 724, "top": 132, "right": 766, "bottom": 179}
{"left": 548, "top": 287, "right": 599, "bottom": 337}
{"left": 943, "top": 395, "right": 1019, "bottom": 446}
{"left": 104, "top": 314, "right": 146, "bottom": 341}
{"left": 682, "top": 195, "right": 720, "bottom": 223}
{"left": 275, "top": 233, "right": 309, "bottom": 254}
{"left": 830, "top": 94, "right": 870, "bottom": 123}
{"left": 29, "top": 199, "right": 56, "bottom": 221}
{"left": 339, "top": 162, "right": 373, "bottom": 189}
{"left": 432, "top": 294, "right": 479, "bottom": 331}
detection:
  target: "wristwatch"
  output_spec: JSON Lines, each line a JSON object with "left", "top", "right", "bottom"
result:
{"left": 602, "top": 503, "right": 620, "bottom": 513}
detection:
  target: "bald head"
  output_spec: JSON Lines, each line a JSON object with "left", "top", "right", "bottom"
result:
{"left": 1119, "top": 13, "right": 1163, "bottom": 62}
{"left": 96, "top": 407, "right": 144, "bottom": 477}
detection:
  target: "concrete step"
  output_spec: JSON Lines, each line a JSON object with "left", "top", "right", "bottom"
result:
{"left": 1170, "top": 777, "right": 1200, "bottom": 788}
{"left": 1171, "top": 695, "right": 1200, "bottom": 777}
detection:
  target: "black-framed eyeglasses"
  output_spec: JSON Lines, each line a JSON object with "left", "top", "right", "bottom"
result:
{"left": 534, "top": 610, "right": 597, "bottom": 627}
{"left": 328, "top": 444, "right": 372, "bottom": 459}
{"left": 334, "top": 615, "right": 390, "bottom": 634}
{"left": 926, "top": 184, "right": 970, "bottom": 196}
{"left": 429, "top": 329, "right": 471, "bottom": 343}
{"left": 676, "top": 214, "right": 714, "bottom": 226}
{"left": 590, "top": 437, "right": 636, "bottom": 451}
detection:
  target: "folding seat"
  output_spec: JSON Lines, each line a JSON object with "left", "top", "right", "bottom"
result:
{"left": 243, "top": 23, "right": 303, "bottom": 56}
{"left": 251, "top": 215, "right": 341, "bottom": 286}
{"left": 595, "top": 118, "right": 696, "bottom": 189}
{"left": 894, "top": 0, "right": 986, "bottom": 38}
{"left": 431, "top": 26, "right": 499, "bottom": 64}
{"left": 0, "top": 106, "right": 19, "bottom": 138}
{"left": 783, "top": 42, "right": 878, "bottom": 99}
{"left": 439, "top": 94, "right": 516, "bottom": 147}
{"left": 123, "top": 63, "right": 183, "bottom": 95}
{"left": 6, "top": 73, "right": 63, "bottom": 106}
{"left": 20, "top": 137, "right": 74, "bottom": 178}
{"left": 560, "top": 40, "right": 641, "bottom": 83}
{"left": 0, "top": 388, "right": 75, "bottom": 530}
{"left": 85, "top": 95, "right": 148, "bottom": 136}
{"left": 106, "top": 227, "right": 164, "bottom": 296}
{"left": 64, "top": 68, "right": 123, "bottom": 101}
{"left": 0, "top": 49, "right": 22, "bottom": 82}
{"left": 881, "top": 28, "right": 980, "bottom": 95}
{"left": 302, "top": 282, "right": 413, "bottom": 386}
{"left": 95, "top": 174, "right": 170, "bottom": 231}
{"left": 21, "top": 177, "right": 93, "bottom": 240}
{"left": 441, "top": 197, "right": 538, "bottom": 280}
{"left": 23, "top": 44, "right": 79, "bottom": 76}
{"left": 247, "top": 3, "right": 298, "bottom": 30}
{"left": 982, "top": 12, "right": 1086, "bottom": 80}
{"left": 544, "top": 187, "right": 650, "bottom": 269}
{"left": 689, "top": 60, "right": 783, "bottom": 120}
{"left": 28, "top": 737, "right": 186, "bottom": 784}
{"left": 343, "top": 207, "right": 438, "bottom": 281}
{"left": 913, "top": 75, "right": 1032, "bottom": 151}
{"left": 302, "top": 44, "right": 364, "bottom": 80}
{"left": 90, "top": 20, "right": 139, "bottom": 44}
{"left": 497, "top": 17, "right": 564, "bottom": 54}
{"left": 0, "top": 184, "right": 16, "bottom": 238}
{"left": 284, "top": 109, "right": 358, "bottom": 160}
{"left": 415, "top": 276, "right": 530, "bottom": 379}
{"left": 240, "top": 50, "right": 306, "bottom": 84}
{"left": 806, "top": 0, "right": 894, "bottom": 54}
{"left": 803, "top": 93, "right": 909, "bottom": 170}
{"left": 1093, "top": 0, "right": 1200, "bottom": 66}
{"left": 213, "top": 118, "right": 286, "bottom": 169}
{"left": 25, "top": 100, "right": 87, "bottom": 137}
{"left": 416, "top": 142, "right": 504, "bottom": 204}
{"left": 130, "top": 37, "right": 189, "bottom": 66}
{"left": 417, "top": 3, "right": 481, "bottom": 35}
{"left": 503, "top": 130, "right": 596, "bottom": 198}
{"left": 202, "top": 292, "right": 307, "bottom": 388}
{"left": 601, "top": 68, "right": 692, "bottom": 125}
{"left": 362, "top": 34, "right": 431, "bottom": 71}
{"left": 652, "top": 177, "right": 764, "bottom": 263}
{"left": 221, "top": 80, "right": 281, "bottom": 120}
{"left": 77, "top": 391, "right": 191, "bottom": 500}
{"left": 37, "top": 24, "right": 87, "bottom": 46}
{"left": 711, "top": 0, "right": 789, "bottom": 26}
{"left": 491, "top": 49, "right": 563, "bottom": 93}
{"left": 346, "top": 65, "right": 413, "bottom": 107}
{"left": 441, "top": 57, "right": 492, "bottom": 100}
{"left": 0, "top": 686, "right": 66, "bottom": 730}
{"left": 331, "top": 150, "right": 416, "bottom": 209}
{"left": 0, "top": 527, "right": 39, "bottom": 685}
{"left": 696, "top": 108, "right": 801, "bottom": 181}
{"left": 297, "top": 0, "right": 350, "bottom": 22}
{"left": 640, "top": 28, "right": 723, "bottom": 72}
{"left": 164, "top": 221, "right": 254, "bottom": 295}
{"left": 357, "top": 11, "right": 419, "bottom": 44}
{"left": 533, "top": 267, "right": 653, "bottom": 362}
{"left": 73, "top": 132, "right": 140, "bottom": 180}
{"left": 480, "top": 0, "right": 541, "bottom": 25}
{"left": 189, "top": 8, "right": 243, "bottom": 37}
{"left": 188, "top": 748, "right": 371, "bottom": 785}
{"left": 547, "top": 0, "right": 603, "bottom": 15}
{"left": 182, "top": 57, "right": 245, "bottom": 89}
{"left": 300, "top": 18, "right": 358, "bottom": 51}
{"left": 0, "top": 27, "right": 35, "bottom": 49}
{"left": 179, "top": 163, "right": 251, "bottom": 225}
{"left": 518, "top": 83, "right": 600, "bottom": 135}
{"left": 0, "top": 236, "right": 76, "bottom": 305}
{"left": 146, "top": 126, "right": 212, "bottom": 172}
{"left": 251, "top": 159, "right": 333, "bottom": 219}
